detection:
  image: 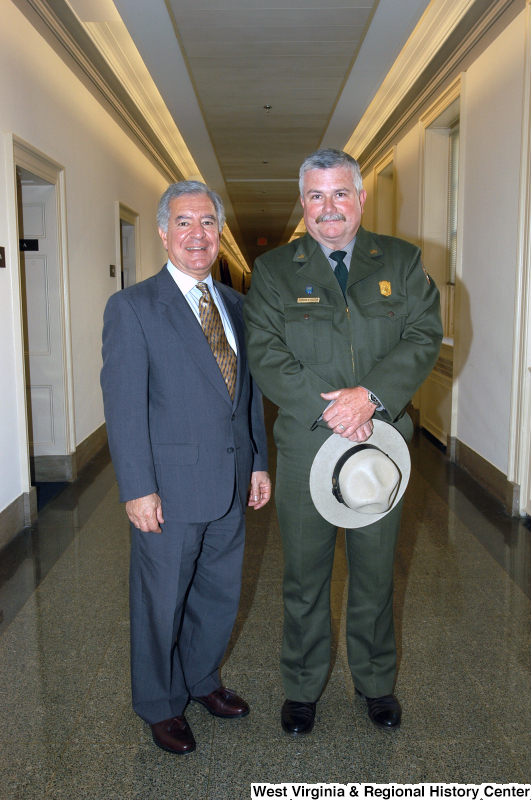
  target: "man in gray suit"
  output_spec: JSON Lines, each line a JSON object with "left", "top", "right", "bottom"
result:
{"left": 101, "top": 181, "right": 271, "bottom": 755}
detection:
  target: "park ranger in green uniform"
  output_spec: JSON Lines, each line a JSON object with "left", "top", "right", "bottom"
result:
{"left": 243, "top": 149, "right": 443, "bottom": 735}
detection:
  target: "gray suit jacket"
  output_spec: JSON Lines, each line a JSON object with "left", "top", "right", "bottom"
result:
{"left": 101, "top": 265, "right": 268, "bottom": 523}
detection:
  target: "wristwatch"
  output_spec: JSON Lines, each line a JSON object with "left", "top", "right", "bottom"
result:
{"left": 367, "top": 390, "right": 379, "bottom": 406}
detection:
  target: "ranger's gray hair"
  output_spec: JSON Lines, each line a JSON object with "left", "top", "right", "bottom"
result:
{"left": 299, "top": 149, "right": 364, "bottom": 196}
{"left": 157, "top": 181, "right": 226, "bottom": 232}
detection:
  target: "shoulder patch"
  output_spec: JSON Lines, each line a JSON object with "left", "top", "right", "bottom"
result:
{"left": 421, "top": 262, "right": 431, "bottom": 284}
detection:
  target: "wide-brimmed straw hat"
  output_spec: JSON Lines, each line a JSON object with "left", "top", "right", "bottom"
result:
{"left": 309, "top": 420, "right": 411, "bottom": 528}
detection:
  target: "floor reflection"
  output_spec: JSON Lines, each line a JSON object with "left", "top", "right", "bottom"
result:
{"left": 0, "top": 414, "right": 530, "bottom": 795}
{"left": 0, "top": 447, "right": 115, "bottom": 636}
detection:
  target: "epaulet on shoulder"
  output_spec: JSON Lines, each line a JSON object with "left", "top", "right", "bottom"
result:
{"left": 256, "top": 238, "right": 298, "bottom": 265}
{"left": 370, "top": 232, "right": 419, "bottom": 255}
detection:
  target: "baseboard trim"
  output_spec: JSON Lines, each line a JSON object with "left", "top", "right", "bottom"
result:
{"left": 455, "top": 439, "right": 519, "bottom": 516}
{"left": 447, "top": 435, "right": 457, "bottom": 462}
{"left": 32, "top": 454, "right": 77, "bottom": 482}
{"left": 31, "top": 423, "right": 107, "bottom": 483}
{"left": 76, "top": 422, "right": 107, "bottom": 473}
{"left": 1, "top": 424, "right": 108, "bottom": 552}
{"left": 412, "top": 414, "right": 520, "bottom": 516}
{"left": 0, "top": 488, "right": 37, "bottom": 552}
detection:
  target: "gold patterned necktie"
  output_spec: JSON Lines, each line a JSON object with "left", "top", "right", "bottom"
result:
{"left": 196, "top": 282, "right": 237, "bottom": 400}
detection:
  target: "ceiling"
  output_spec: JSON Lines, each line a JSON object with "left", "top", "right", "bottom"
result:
{"left": 28, "top": 0, "right": 516, "bottom": 267}
{"left": 169, "top": 0, "right": 380, "bottom": 261}
{"left": 62, "top": 0, "right": 432, "bottom": 265}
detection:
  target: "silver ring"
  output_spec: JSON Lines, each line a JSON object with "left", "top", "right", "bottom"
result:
{"left": 338, "top": 424, "right": 345, "bottom": 431}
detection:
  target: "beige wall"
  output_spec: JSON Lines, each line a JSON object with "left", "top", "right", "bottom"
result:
{"left": 456, "top": 12, "right": 525, "bottom": 473}
{"left": 0, "top": 0, "right": 170, "bottom": 515}
{"left": 361, "top": 9, "right": 526, "bottom": 477}
{"left": 395, "top": 126, "right": 421, "bottom": 246}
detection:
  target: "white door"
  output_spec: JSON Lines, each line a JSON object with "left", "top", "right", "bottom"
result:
{"left": 120, "top": 219, "right": 136, "bottom": 287}
{"left": 18, "top": 168, "right": 68, "bottom": 458}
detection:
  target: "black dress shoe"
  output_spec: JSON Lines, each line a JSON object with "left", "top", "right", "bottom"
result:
{"left": 355, "top": 689, "right": 401, "bottom": 729}
{"left": 281, "top": 700, "right": 316, "bottom": 735}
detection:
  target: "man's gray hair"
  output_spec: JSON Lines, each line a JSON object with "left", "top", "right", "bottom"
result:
{"left": 157, "top": 181, "right": 226, "bottom": 233}
{"left": 299, "top": 149, "right": 364, "bottom": 196}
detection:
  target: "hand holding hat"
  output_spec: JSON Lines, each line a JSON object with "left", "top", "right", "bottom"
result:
{"left": 310, "top": 420, "right": 411, "bottom": 528}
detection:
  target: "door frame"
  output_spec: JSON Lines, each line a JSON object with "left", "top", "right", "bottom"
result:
{"left": 417, "top": 76, "right": 464, "bottom": 448}
{"left": 115, "top": 201, "right": 140, "bottom": 292}
{"left": 4, "top": 134, "right": 75, "bottom": 494}
{"left": 373, "top": 148, "right": 396, "bottom": 236}
{"left": 508, "top": 0, "right": 531, "bottom": 515}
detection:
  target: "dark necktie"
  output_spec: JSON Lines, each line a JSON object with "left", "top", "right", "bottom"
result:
{"left": 197, "top": 282, "right": 237, "bottom": 400}
{"left": 330, "top": 250, "right": 348, "bottom": 298}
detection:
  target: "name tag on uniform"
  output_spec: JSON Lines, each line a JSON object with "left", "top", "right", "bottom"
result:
{"left": 297, "top": 297, "right": 320, "bottom": 303}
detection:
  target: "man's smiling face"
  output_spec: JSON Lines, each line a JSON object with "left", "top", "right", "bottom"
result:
{"left": 301, "top": 166, "right": 366, "bottom": 250}
{"left": 158, "top": 194, "right": 220, "bottom": 280}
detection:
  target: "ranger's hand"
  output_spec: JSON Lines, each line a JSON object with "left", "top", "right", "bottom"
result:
{"left": 321, "top": 387, "right": 377, "bottom": 440}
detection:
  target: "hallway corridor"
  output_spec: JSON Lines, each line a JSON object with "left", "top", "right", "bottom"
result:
{"left": 1, "top": 400, "right": 530, "bottom": 798}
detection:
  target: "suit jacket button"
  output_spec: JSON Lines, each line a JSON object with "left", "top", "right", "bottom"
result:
{"left": 388, "top": 311, "right": 395, "bottom": 317}
{"left": 303, "top": 313, "right": 309, "bottom": 320}
{"left": 227, "top": 447, "right": 235, "bottom": 453}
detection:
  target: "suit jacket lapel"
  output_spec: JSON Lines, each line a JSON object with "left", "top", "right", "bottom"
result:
{"left": 156, "top": 267, "right": 232, "bottom": 405}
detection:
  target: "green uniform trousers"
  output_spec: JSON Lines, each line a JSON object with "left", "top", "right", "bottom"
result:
{"left": 274, "top": 412, "right": 404, "bottom": 702}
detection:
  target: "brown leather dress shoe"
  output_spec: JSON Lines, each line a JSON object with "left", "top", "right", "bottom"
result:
{"left": 151, "top": 715, "right": 196, "bottom": 754}
{"left": 191, "top": 686, "right": 249, "bottom": 718}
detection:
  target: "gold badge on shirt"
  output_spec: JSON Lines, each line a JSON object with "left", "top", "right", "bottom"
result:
{"left": 379, "top": 281, "right": 392, "bottom": 297}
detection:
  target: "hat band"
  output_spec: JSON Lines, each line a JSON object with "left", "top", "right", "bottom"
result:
{"left": 331, "top": 444, "right": 380, "bottom": 506}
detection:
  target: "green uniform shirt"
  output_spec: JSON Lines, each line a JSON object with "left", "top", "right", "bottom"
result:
{"left": 243, "top": 227, "right": 443, "bottom": 436}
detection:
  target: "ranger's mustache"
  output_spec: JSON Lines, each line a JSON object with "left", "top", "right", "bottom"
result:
{"left": 316, "top": 213, "right": 346, "bottom": 223}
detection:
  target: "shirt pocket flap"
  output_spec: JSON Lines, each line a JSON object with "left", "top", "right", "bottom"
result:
{"left": 360, "top": 297, "right": 407, "bottom": 320}
{"left": 284, "top": 303, "right": 334, "bottom": 323}
{"left": 360, "top": 298, "right": 407, "bottom": 361}
{"left": 284, "top": 303, "right": 334, "bottom": 364}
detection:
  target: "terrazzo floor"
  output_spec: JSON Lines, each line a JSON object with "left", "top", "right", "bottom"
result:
{"left": 1, "top": 400, "right": 530, "bottom": 798}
